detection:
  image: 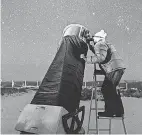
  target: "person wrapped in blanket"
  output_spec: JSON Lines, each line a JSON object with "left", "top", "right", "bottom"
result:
{"left": 82, "top": 30, "right": 126, "bottom": 117}
{"left": 30, "top": 24, "right": 92, "bottom": 133}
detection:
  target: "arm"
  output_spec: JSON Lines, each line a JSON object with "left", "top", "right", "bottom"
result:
{"left": 83, "top": 41, "right": 108, "bottom": 64}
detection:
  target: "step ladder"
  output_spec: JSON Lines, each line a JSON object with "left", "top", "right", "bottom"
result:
{"left": 87, "top": 64, "right": 127, "bottom": 134}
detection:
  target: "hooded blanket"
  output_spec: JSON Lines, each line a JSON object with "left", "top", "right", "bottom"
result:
{"left": 31, "top": 35, "right": 88, "bottom": 112}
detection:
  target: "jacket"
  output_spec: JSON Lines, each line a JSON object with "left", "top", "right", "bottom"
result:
{"left": 94, "top": 41, "right": 126, "bottom": 73}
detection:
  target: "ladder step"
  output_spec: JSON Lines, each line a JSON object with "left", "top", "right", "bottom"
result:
{"left": 88, "top": 129, "right": 110, "bottom": 131}
{"left": 91, "top": 108, "right": 104, "bottom": 110}
{"left": 98, "top": 116, "right": 124, "bottom": 119}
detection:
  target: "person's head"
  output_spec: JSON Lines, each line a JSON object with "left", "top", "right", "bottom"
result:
{"left": 84, "top": 30, "right": 91, "bottom": 39}
{"left": 93, "top": 30, "right": 107, "bottom": 43}
{"left": 83, "top": 30, "right": 94, "bottom": 44}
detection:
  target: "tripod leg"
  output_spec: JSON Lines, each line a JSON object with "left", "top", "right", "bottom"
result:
{"left": 122, "top": 118, "right": 127, "bottom": 134}
{"left": 109, "top": 119, "right": 111, "bottom": 134}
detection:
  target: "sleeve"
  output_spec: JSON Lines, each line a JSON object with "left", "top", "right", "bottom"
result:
{"left": 93, "top": 41, "right": 108, "bottom": 63}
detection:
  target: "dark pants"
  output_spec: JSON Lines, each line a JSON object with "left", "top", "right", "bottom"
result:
{"left": 101, "top": 69, "right": 125, "bottom": 114}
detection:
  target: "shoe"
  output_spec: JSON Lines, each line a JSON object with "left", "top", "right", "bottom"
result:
{"left": 114, "top": 113, "right": 124, "bottom": 117}
{"left": 98, "top": 111, "right": 113, "bottom": 117}
{"left": 98, "top": 111, "right": 123, "bottom": 117}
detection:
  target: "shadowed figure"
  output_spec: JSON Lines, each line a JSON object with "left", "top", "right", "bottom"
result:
{"left": 82, "top": 30, "right": 126, "bottom": 117}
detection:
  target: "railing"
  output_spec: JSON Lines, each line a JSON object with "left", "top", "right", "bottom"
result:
{"left": 1, "top": 80, "right": 41, "bottom": 88}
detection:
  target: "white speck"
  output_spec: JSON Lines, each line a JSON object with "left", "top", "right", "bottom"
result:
{"left": 125, "top": 26, "right": 130, "bottom": 31}
{"left": 92, "top": 12, "right": 95, "bottom": 15}
{"left": 2, "top": 22, "right": 4, "bottom": 24}
{"left": 117, "top": 16, "right": 124, "bottom": 24}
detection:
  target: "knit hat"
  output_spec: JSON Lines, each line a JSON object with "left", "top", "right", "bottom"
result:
{"left": 93, "top": 30, "right": 107, "bottom": 42}
{"left": 94, "top": 30, "right": 107, "bottom": 38}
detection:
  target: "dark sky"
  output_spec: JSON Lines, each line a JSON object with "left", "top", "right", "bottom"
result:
{"left": 1, "top": 0, "right": 142, "bottom": 81}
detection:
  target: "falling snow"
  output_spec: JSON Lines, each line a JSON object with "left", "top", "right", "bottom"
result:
{"left": 1, "top": 0, "right": 142, "bottom": 81}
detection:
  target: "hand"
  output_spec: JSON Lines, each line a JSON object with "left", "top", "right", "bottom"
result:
{"left": 85, "top": 32, "right": 94, "bottom": 43}
{"left": 80, "top": 54, "right": 87, "bottom": 61}
{"left": 88, "top": 44, "right": 96, "bottom": 54}
{"left": 80, "top": 55, "right": 98, "bottom": 64}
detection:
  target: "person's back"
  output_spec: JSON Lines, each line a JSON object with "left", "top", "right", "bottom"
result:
{"left": 94, "top": 41, "right": 126, "bottom": 73}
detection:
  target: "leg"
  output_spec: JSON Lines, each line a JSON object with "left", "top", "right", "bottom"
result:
{"left": 99, "top": 77, "right": 117, "bottom": 115}
{"left": 99, "top": 69, "right": 125, "bottom": 117}
{"left": 100, "top": 77, "right": 115, "bottom": 113}
{"left": 111, "top": 69, "right": 125, "bottom": 114}
{"left": 101, "top": 77, "right": 110, "bottom": 112}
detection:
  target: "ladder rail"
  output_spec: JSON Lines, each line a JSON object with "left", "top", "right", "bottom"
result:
{"left": 122, "top": 118, "right": 127, "bottom": 134}
{"left": 87, "top": 64, "right": 99, "bottom": 134}
{"left": 94, "top": 64, "right": 99, "bottom": 134}
{"left": 87, "top": 63, "right": 127, "bottom": 134}
{"left": 87, "top": 87, "right": 95, "bottom": 133}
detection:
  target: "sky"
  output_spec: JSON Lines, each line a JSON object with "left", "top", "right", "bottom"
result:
{"left": 1, "top": 0, "right": 142, "bottom": 81}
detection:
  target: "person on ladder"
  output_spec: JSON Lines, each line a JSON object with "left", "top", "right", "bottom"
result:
{"left": 82, "top": 30, "right": 126, "bottom": 117}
